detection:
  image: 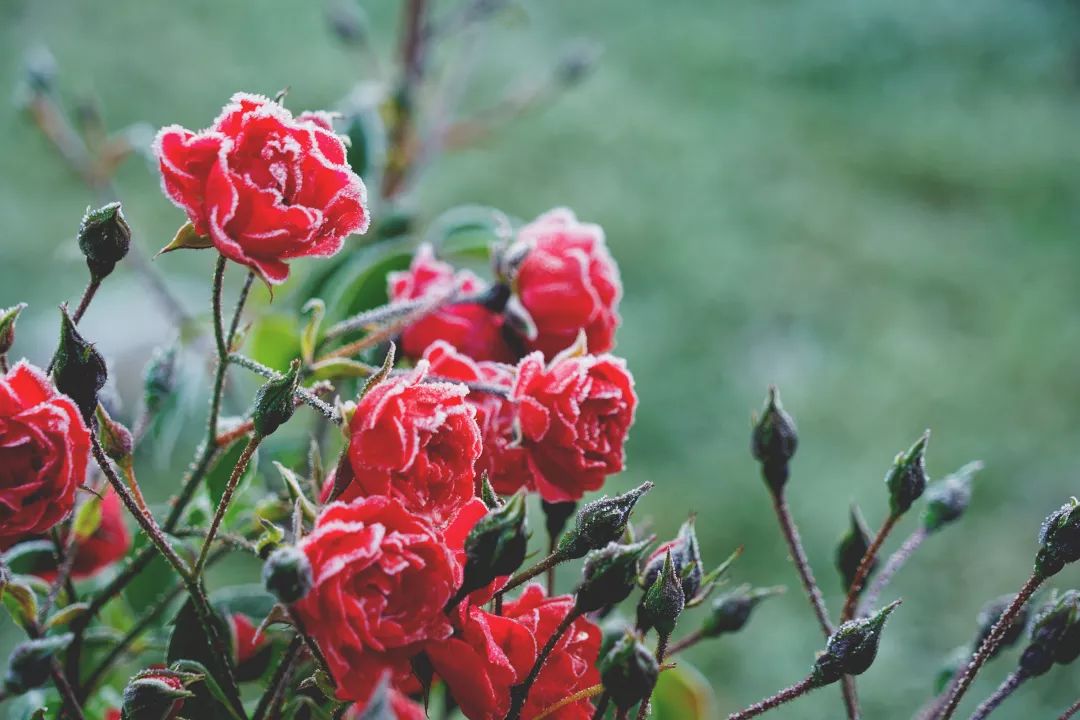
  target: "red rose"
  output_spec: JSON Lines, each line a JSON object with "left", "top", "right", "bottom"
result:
{"left": 422, "top": 341, "right": 532, "bottom": 496}
{"left": 292, "top": 497, "right": 461, "bottom": 703}
{"left": 389, "top": 244, "right": 515, "bottom": 362}
{"left": 427, "top": 605, "right": 536, "bottom": 720}
{"left": 502, "top": 584, "right": 602, "bottom": 720}
{"left": 0, "top": 361, "right": 90, "bottom": 546}
{"left": 230, "top": 612, "right": 272, "bottom": 680}
{"left": 343, "top": 361, "right": 482, "bottom": 527}
{"left": 154, "top": 93, "right": 368, "bottom": 284}
{"left": 511, "top": 349, "right": 637, "bottom": 502}
{"left": 512, "top": 209, "right": 621, "bottom": 357}
{"left": 443, "top": 496, "right": 511, "bottom": 606}
{"left": 33, "top": 486, "right": 130, "bottom": 581}
{"left": 106, "top": 711, "right": 121, "bottom": 720}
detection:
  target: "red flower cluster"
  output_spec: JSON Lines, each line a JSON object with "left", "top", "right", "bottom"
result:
{"left": 0, "top": 361, "right": 90, "bottom": 547}
{"left": 155, "top": 93, "right": 368, "bottom": 284}
{"left": 33, "top": 487, "right": 131, "bottom": 581}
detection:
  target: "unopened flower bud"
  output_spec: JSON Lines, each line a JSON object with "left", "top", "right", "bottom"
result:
{"left": 97, "top": 406, "right": 134, "bottom": 463}
{"left": 810, "top": 600, "right": 901, "bottom": 687}
{"left": 575, "top": 540, "right": 651, "bottom": 613}
{"left": 922, "top": 461, "right": 979, "bottom": 534}
{"left": 885, "top": 431, "right": 930, "bottom": 518}
{"left": 558, "top": 483, "right": 652, "bottom": 560}
{"left": 143, "top": 344, "right": 177, "bottom": 417}
{"left": 974, "top": 594, "right": 1030, "bottom": 660}
{"left": 0, "top": 303, "right": 27, "bottom": 357}
{"left": 262, "top": 545, "right": 313, "bottom": 604}
{"left": 1036, "top": 499, "right": 1080, "bottom": 578}
{"left": 599, "top": 632, "right": 659, "bottom": 711}
{"left": 458, "top": 490, "right": 528, "bottom": 599}
{"left": 3, "top": 633, "right": 73, "bottom": 694}
{"left": 78, "top": 202, "right": 131, "bottom": 281}
{"left": 836, "top": 505, "right": 876, "bottom": 594}
{"left": 701, "top": 584, "right": 785, "bottom": 637}
{"left": 542, "top": 499, "right": 577, "bottom": 546}
{"left": 751, "top": 386, "right": 798, "bottom": 494}
{"left": 1019, "top": 591, "right": 1079, "bottom": 677}
{"left": 252, "top": 359, "right": 301, "bottom": 437}
{"left": 641, "top": 517, "right": 703, "bottom": 601}
{"left": 53, "top": 305, "right": 107, "bottom": 423}
{"left": 556, "top": 41, "right": 601, "bottom": 86}
{"left": 122, "top": 668, "right": 196, "bottom": 720}
{"left": 637, "top": 550, "right": 685, "bottom": 635}
{"left": 599, "top": 614, "right": 631, "bottom": 661}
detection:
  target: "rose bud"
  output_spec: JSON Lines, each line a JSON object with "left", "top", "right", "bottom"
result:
{"left": 1036, "top": 498, "right": 1080, "bottom": 578}
{"left": 97, "top": 407, "right": 134, "bottom": 464}
{"left": 974, "top": 594, "right": 1031, "bottom": 660}
{"left": 142, "top": 344, "right": 177, "bottom": 418}
{"left": 809, "top": 600, "right": 902, "bottom": 687}
{"left": 262, "top": 545, "right": 313, "bottom": 604}
{"left": 0, "top": 361, "right": 91, "bottom": 546}
{"left": 641, "top": 517, "right": 703, "bottom": 602}
{"left": 922, "top": 461, "right": 980, "bottom": 534}
{"left": 78, "top": 202, "right": 131, "bottom": 282}
{"left": 52, "top": 305, "right": 108, "bottom": 423}
{"left": 542, "top": 499, "right": 577, "bottom": 544}
{"left": 453, "top": 489, "right": 528, "bottom": 605}
{"left": 884, "top": 431, "right": 930, "bottom": 518}
{"left": 599, "top": 632, "right": 659, "bottom": 711}
{"left": 1018, "top": 591, "right": 1079, "bottom": 677}
{"left": 0, "top": 303, "right": 27, "bottom": 358}
{"left": 121, "top": 668, "right": 197, "bottom": 720}
{"left": 836, "top": 505, "right": 876, "bottom": 594}
{"left": 251, "top": 359, "right": 301, "bottom": 438}
{"left": 751, "top": 386, "right": 798, "bottom": 494}
{"left": 575, "top": 540, "right": 651, "bottom": 614}
{"left": 557, "top": 482, "right": 653, "bottom": 560}
{"left": 599, "top": 613, "right": 632, "bottom": 661}
{"left": 701, "top": 584, "right": 785, "bottom": 637}
{"left": 230, "top": 613, "right": 272, "bottom": 682}
{"left": 3, "top": 633, "right": 73, "bottom": 694}
{"left": 637, "top": 550, "right": 686, "bottom": 636}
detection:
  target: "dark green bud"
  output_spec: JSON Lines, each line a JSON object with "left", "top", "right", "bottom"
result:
{"left": 543, "top": 499, "right": 578, "bottom": 547}
{"left": 810, "top": 600, "right": 901, "bottom": 687}
{"left": 458, "top": 490, "right": 528, "bottom": 599}
{"left": 641, "top": 517, "right": 703, "bottom": 601}
{"left": 974, "top": 594, "right": 1030, "bottom": 660}
{"left": 479, "top": 473, "right": 501, "bottom": 510}
{"left": 121, "top": 668, "right": 198, "bottom": 720}
{"left": 599, "top": 614, "right": 632, "bottom": 662}
{"left": 52, "top": 305, "right": 107, "bottom": 423}
{"left": 751, "top": 386, "right": 798, "bottom": 494}
{"left": 1036, "top": 499, "right": 1080, "bottom": 578}
{"left": 885, "top": 431, "right": 930, "bottom": 517}
{"left": 1055, "top": 603, "right": 1080, "bottom": 665}
{"left": 3, "top": 633, "right": 73, "bottom": 694}
{"left": 922, "top": 462, "right": 979, "bottom": 533}
{"left": 599, "top": 632, "right": 659, "bottom": 711}
{"left": 142, "top": 344, "right": 177, "bottom": 416}
{"left": 252, "top": 359, "right": 301, "bottom": 437}
{"left": 836, "top": 505, "right": 876, "bottom": 594}
{"left": 558, "top": 483, "right": 652, "bottom": 560}
{"left": 0, "top": 303, "right": 27, "bottom": 357}
{"left": 575, "top": 540, "right": 651, "bottom": 614}
{"left": 701, "top": 584, "right": 785, "bottom": 637}
{"left": 1018, "top": 591, "right": 1078, "bottom": 677}
{"left": 78, "top": 202, "right": 131, "bottom": 281}
{"left": 637, "top": 550, "right": 685, "bottom": 635}
{"left": 262, "top": 545, "right": 313, "bottom": 604}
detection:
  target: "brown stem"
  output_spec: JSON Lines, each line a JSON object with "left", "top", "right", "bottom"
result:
{"left": 859, "top": 526, "right": 928, "bottom": 617}
{"left": 1059, "top": 697, "right": 1080, "bottom": 720}
{"left": 937, "top": 572, "right": 1045, "bottom": 720}
{"left": 841, "top": 676, "right": 860, "bottom": 720}
{"left": 71, "top": 278, "right": 101, "bottom": 325}
{"left": 841, "top": 513, "right": 900, "bottom": 622}
{"left": 728, "top": 676, "right": 818, "bottom": 720}
{"left": 195, "top": 434, "right": 261, "bottom": 575}
{"left": 667, "top": 629, "right": 705, "bottom": 656}
{"left": 506, "top": 609, "right": 580, "bottom": 720}
{"left": 253, "top": 635, "right": 303, "bottom": 720}
{"left": 769, "top": 491, "right": 833, "bottom": 637}
{"left": 969, "top": 671, "right": 1025, "bottom": 720}
{"left": 497, "top": 551, "right": 566, "bottom": 598}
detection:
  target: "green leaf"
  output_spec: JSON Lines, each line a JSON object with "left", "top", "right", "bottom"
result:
{"left": 422, "top": 205, "right": 511, "bottom": 260}
{"left": 249, "top": 314, "right": 302, "bottom": 375}
{"left": 273, "top": 462, "right": 316, "bottom": 522}
{"left": 3, "top": 540, "right": 57, "bottom": 576}
{"left": 156, "top": 221, "right": 213, "bottom": 256}
{"left": 44, "top": 602, "right": 90, "bottom": 630}
{"left": 4, "top": 691, "right": 48, "bottom": 720}
{"left": 73, "top": 494, "right": 104, "bottom": 541}
{"left": 124, "top": 534, "right": 180, "bottom": 611}
{"left": 326, "top": 248, "right": 413, "bottom": 325}
{"left": 2, "top": 578, "right": 38, "bottom": 629}
{"left": 648, "top": 662, "right": 715, "bottom": 720}
{"left": 167, "top": 597, "right": 242, "bottom": 720}
{"left": 210, "top": 584, "right": 277, "bottom": 621}
{"left": 206, "top": 438, "right": 260, "bottom": 510}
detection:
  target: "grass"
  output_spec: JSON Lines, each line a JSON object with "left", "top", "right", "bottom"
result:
{"left": 4, "top": 0, "right": 1080, "bottom": 717}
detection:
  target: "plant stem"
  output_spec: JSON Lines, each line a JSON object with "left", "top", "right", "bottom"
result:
{"left": 506, "top": 609, "right": 580, "bottom": 720}
{"left": 841, "top": 513, "right": 900, "bottom": 622}
{"left": 195, "top": 434, "right": 261, "bottom": 575}
{"left": 230, "top": 353, "right": 341, "bottom": 423}
{"left": 841, "top": 676, "right": 860, "bottom": 720}
{"left": 1059, "top": 697, "right": 1080, "bottom": 720}
{"left": 634, "top": 633, "right": 671, "bottom": 720}
{"left": 497, "top": 550, "right": 566, "bottom": 598}
{"left": 859, "top": 526, "right": 927, "bottom": 617}
{"left": 253, "top": 635, "right": 303, "bottom": 720}
{"left": 728, "top": 676, "right": 818, "bottom": 720}
{"left": 667, "top": 629, "right": 705, "bottom": 656}
{"left": 937, "top": 572, "right": 1045, "bottom": 720}
{"left": 969, "top": 671, "right": 1025, "bottom": 720}
{"left": 46, "top": 279, "right": 102, "bottom": 375}
{"left": 769, "top": 490, "right": 833, "bottom": 637}
{"left": 212, "top": 255, "right": 228, "bottom": 360}
{"left": 41, "top": 526, "right": 80, "bottom": 623}
{"left": 227, "top": 271, "right": 255, "bottom": 346}
{"left": 546, "top": 533, "right": 558, "bottom": 596}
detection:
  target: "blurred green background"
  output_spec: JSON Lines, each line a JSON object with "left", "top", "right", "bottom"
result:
{"left": 4, "top": 0, "right": 1080, "bottom": 718}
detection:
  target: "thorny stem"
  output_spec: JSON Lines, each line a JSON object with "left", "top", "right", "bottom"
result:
{"left": 859, "top": 526, "right": 928, "bottom": 617}
{"left": 667, "top": 629, "right": 705, "bottom": 656}
{"left": 969, "top": 671, "right": 1026, "bottom": 720}
{"left": 253, "top": 635, "right": 304, "bottom": 720}
{"left": 286, "top": 606, "right": 334, "bottom": 682}
{"left": 212, "top": 255, "right": 229, "bottom": 360}
{"left": 40, "top": 526, "right": 80, "bottom": 624}
{"left": 195, "top": 434, "right": 262, "bottom": 575}
{"left": 46, "top": 279, "right": 102, "bottom": 375}
{"left": 230, "top": 353, "right": 342, "bottom": 423}
{"left": 634, "top": 633, "right": 671, "bottom": 720}
{"left": 497, "top": 550, "right": 566, "bottom": 598}
{"left": 841, "top": 676, "right": 860, "bottom": 720}
{"left": 841, "top": 513, "right": 900, "bottom": 622}
{"left": 228, "top": 270, "right": 256, "bottom": 346}
{"left": 769, "top": 490, "right": 833, "bottom": 637}
{"left": 506, "top": 609, "right": 580, "bottom": 720}
{"left": 937, "top": 572, "right": 1045, "bottom": 720}
{"left": 1059, "top": 697, "right": 1080, "bottom": 720}
{"left": 727, "top": 676, "right": 818, "bottom": 720}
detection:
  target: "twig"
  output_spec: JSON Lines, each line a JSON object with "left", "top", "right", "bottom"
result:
{"left": 968, "top": 671, "right": 1025, "bottom": 720}
{"left": 506, "top": 609, "right": 580, "bottom": 720}
{"left": 859, "top": 526, "right": 928, "bottom": 617}
{"left": 495, "top": 551, "right": 565, "bottom": 599}
{"left": 229, "top": 354, "right": 341, "bottom": 423}
{"left": 253, "top": 636, "right": 303, "bottom": 720}
{"left": 769, "top": 491, "right": 833, "bottom": 637}
{"left": 727, "top": 676, "right": 817, "bottom": 720}
{"left": 195, "top": 434, "right": 262, "bottom": 575}
{"left": 841, "top": 514, "right": 900, "bottom": 622}
{"left": 1059, "top": 697, "right": 1080, "bottom": 720}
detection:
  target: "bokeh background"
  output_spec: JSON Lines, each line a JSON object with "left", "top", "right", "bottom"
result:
{"left": 4, "top": 1, "right": 1080, "bottom": 718}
